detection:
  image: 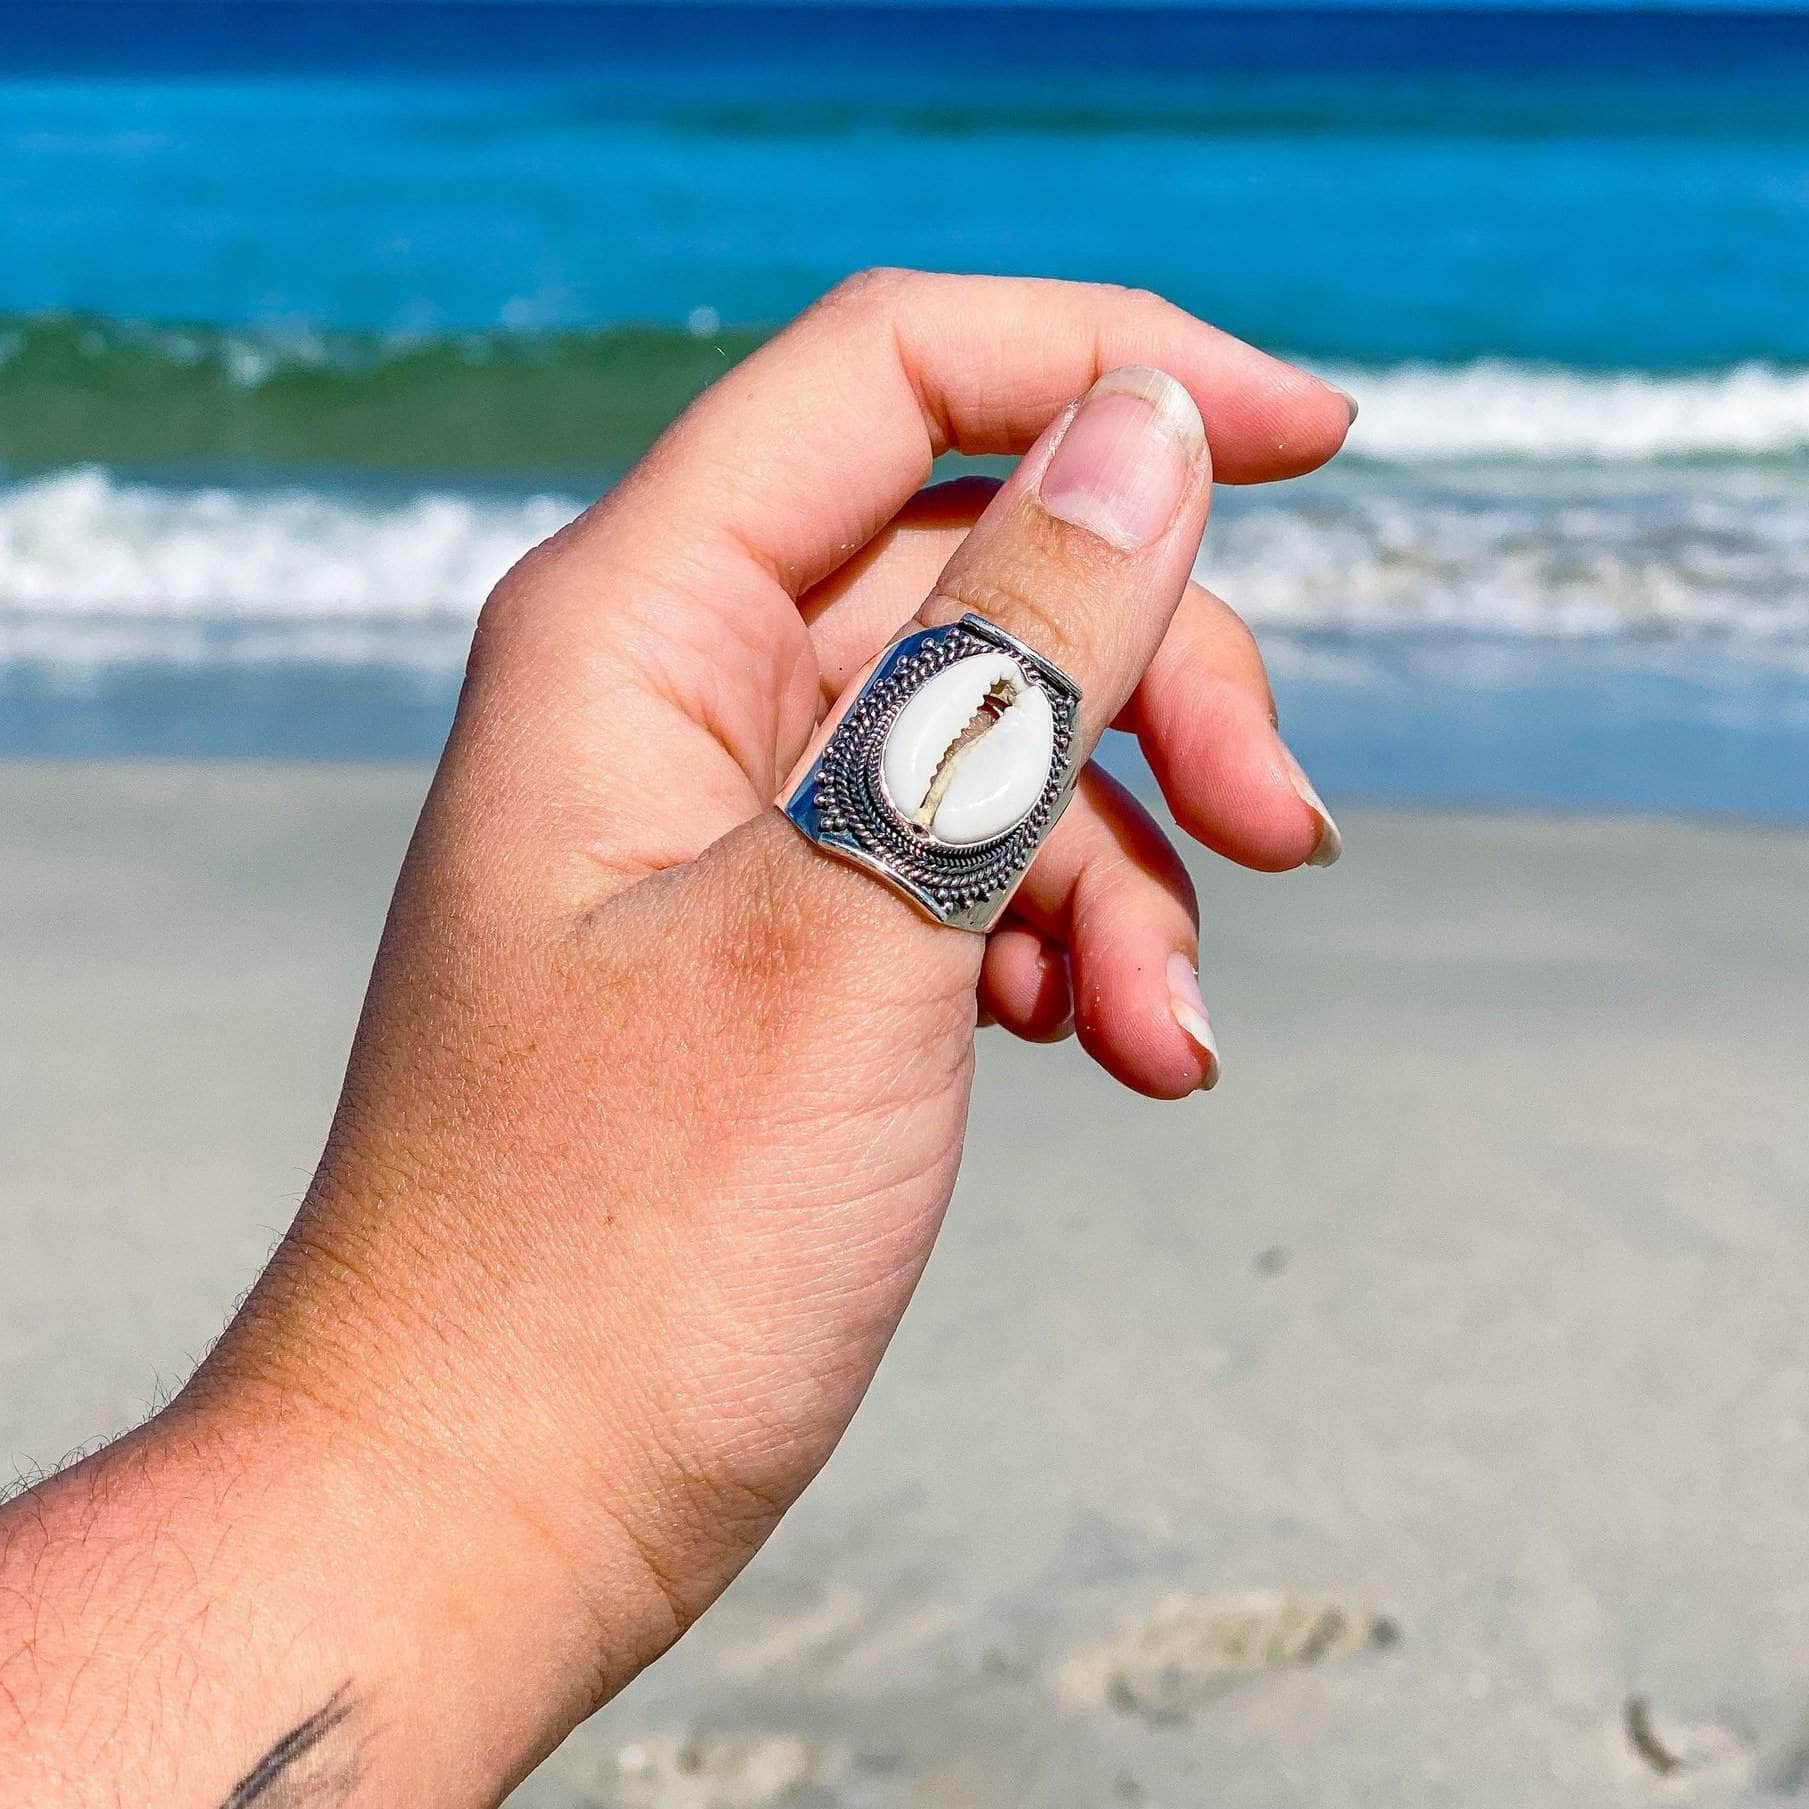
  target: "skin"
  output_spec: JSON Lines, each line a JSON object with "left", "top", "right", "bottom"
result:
{"left": 0, "top": 272, "right": 1349, "bottom": 1808}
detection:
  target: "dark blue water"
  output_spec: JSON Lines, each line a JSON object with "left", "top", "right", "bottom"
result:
{"left": 6, "top": 4, "right": 1807, "bottom": 366}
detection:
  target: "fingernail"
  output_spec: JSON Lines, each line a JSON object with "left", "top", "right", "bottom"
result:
{"left": 1166, "top": 951, "right": 1220, "bottom": 1091}
{"left": 1282, "top": 745, "right": 1343, "bottom": 867}
{"left": 1334, "top": 385, "right": 1359, "bottom": 426}
{"left": 1039, "top": 365, "right": 1205, "bottom": 552}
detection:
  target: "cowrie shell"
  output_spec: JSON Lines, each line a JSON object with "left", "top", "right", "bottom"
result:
{"left": 879, "top": 651, "right": 1056, "bottom": 846}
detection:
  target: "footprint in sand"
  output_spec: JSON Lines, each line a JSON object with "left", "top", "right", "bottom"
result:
{"left": 605, "top": 1732, "right": 838, "bottom": 1808}
{"left": 1057, "top": 1591, "right": 1398, "bottom": 1725}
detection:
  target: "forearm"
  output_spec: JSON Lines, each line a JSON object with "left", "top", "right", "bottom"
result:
{"left": 0, "top": 275, "right": 1352, "bottom": 1805}
{"left": 0, "top": 1392, "right": 620, "bottom": 1809}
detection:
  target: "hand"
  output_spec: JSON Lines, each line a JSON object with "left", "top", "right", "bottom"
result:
{"left": 0, "top": 271, "right": 1348, "bottom": 1809}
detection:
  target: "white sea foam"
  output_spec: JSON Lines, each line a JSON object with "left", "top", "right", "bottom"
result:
{"left": 0, "top": 468, "right": 573, "bottom": 617}
{"left": 3, "top": 465, "right": 1809, "bottom": 674}
{"left": 1332, "top": 360, "right": 1809, "bottom": 462}
{"left": 0, "top": 469, "right": 576, "bottom": 669}
{"left": 1202, "top": 480, "right": 1809, "bottom": 639}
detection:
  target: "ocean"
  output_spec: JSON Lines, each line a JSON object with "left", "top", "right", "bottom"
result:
{"left": 4, "top": 1, "right": 1808, "bottom": 817}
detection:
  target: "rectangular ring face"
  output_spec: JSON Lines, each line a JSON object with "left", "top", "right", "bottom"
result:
{"left": 784, "top": 615, "right": 1083, "bottom": 932}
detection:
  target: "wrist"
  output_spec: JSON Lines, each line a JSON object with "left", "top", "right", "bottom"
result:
{"left": 0, "top": 1361, "right": 638, "bottom": 1808}
{"left": 187, "top": 1206, "right": 703, "bottom": 1714}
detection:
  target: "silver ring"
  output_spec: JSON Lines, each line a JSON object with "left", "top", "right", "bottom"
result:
{"left": 783, "top": 613, "right": 1084, "bottom": 933}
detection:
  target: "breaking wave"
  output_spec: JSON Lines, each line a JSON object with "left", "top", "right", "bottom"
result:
{"left": 5, "top": 465, "right": 1809, "bottom": 673}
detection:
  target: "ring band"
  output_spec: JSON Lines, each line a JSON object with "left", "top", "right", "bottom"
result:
{"left": 783, "top": 613, "right": 1084, "bottom": 932}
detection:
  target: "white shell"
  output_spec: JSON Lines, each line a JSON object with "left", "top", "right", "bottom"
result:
{"left": 879, "top": 651, "right": 1055, "bottom": 846}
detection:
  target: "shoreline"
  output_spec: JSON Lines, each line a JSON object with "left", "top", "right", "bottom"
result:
{"left": 8, "top": 625, "right": 1809, "bottom": 826}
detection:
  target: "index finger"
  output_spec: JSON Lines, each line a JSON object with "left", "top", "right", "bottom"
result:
{"left": 594, "top": 268, "right": 1354, "bottom": 598}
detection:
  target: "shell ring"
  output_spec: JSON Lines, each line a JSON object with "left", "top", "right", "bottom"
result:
{"left": 783, "top": 613, "right": 1084, "bottom": 933}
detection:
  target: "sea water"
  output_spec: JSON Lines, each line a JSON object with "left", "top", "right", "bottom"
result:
{"left": 2, "top": 1, "right": 1807, "bottom": 817}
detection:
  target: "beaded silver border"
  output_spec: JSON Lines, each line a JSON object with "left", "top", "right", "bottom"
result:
{"left": 783, "top": 613, "right": 1082, "bottom": 932}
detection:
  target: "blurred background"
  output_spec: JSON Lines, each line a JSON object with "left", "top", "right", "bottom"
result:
{"left": 6, "top": 4, "right": 1809, "bottom": 1806}
{"left": 4, "top": 0, "right": 1808, "bottom": 809}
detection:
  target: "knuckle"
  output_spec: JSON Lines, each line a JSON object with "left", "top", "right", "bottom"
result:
{"left": 464, "top": 591, "right": 521, "bottom": 696}
{"left": 467, "top": 573, "right": 526, "bottom": 680}
{"left": 820, "top": 264, "right": 917, "bottom": 315}
{"left": 1211, "top": 600, "right": 1281, "bottom": 722}
{"left": 1218, "top": 603, "right": 1266, "bottom": 672}
{"left": 1225, "top": 607, "right": 1262, "bottom": 660}
{"left": 466, "top": 534, "right": 565, "bottom": 684}
{"left": 1216, "top": 586, "right": 1260, "bottom": 638}
{"left": 1090, "top": 279, "right": 1180, "bottom": 327}
{"left": 1116, "top": 281, "right": 1175, "bottom": 315}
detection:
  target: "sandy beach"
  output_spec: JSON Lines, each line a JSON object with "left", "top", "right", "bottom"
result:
{"left": 5, "top": 760, "right": 1808, "bottom": 1806}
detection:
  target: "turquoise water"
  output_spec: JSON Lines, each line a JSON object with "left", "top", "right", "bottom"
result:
{"left": 3, "top": 3, "right": 1808, "bottom": 814}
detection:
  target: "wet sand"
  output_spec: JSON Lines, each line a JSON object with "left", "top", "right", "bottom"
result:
{"left": 5, "top": 761, "right": 1808, "bottom": 1806}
